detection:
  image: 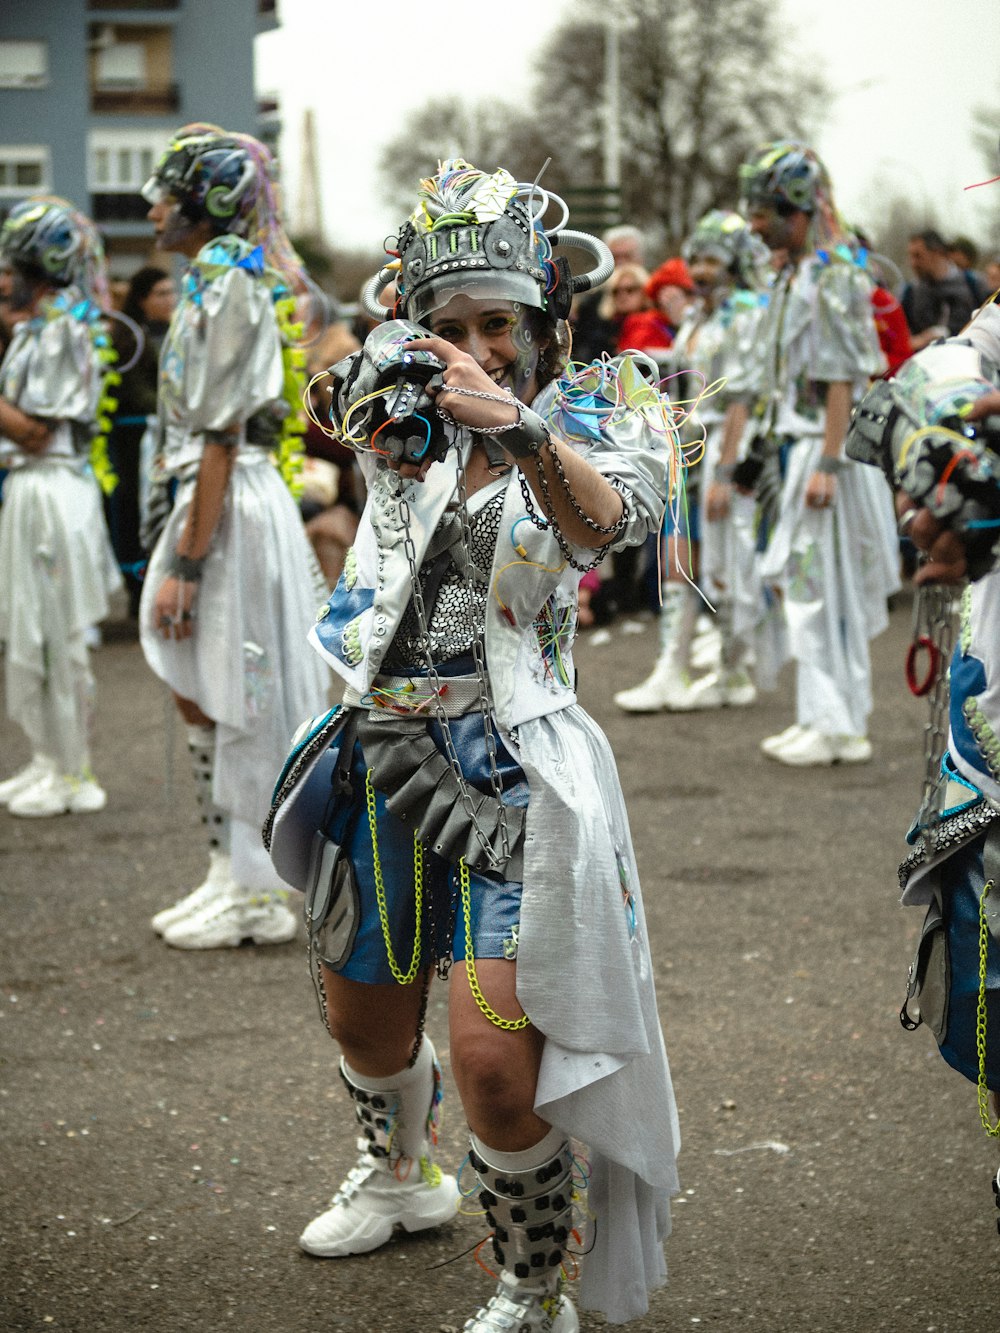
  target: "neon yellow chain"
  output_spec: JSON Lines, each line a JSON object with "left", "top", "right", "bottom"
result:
{"left": 459, "top": 858, "right": 530, "bottom": 1031}
{"left": 976, "top": 879, "right": 1000, "bottom": 1137}
{"left": 365, "top": 767, "right": 422, "bottom": 985}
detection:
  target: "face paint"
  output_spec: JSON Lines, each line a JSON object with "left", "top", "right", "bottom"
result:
{"left": 510, "top": 303, "right": 541, "bottom": 394}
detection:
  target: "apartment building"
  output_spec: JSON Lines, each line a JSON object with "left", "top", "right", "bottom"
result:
{"left": 0, "top": 0, "right": 280, "bottom": 274}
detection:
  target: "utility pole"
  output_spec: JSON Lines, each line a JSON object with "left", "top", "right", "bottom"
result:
{"left": 297, "top": 106, "right": 322, "bottom": 243}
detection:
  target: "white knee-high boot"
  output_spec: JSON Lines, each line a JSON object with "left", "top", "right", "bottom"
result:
{"left": 298, "top": 1035, "right": 460, "bottom": 1257}
{"left": 151, "top": 724, "right": 232, "bottom": 934}
{"left": 464, "top": 1127, "right": 580, "bottom": 1332}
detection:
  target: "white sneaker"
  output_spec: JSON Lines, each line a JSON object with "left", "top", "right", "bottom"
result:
{"left": 8, "top": 772, "right": 107, "bottom": 817}
{"left": 299, "top": 1148, "right": 460, "bottom": 1257}
{"left": 151, "top": 851, "right": 233, "bottom": 936}
{"left": 833, "top": 734, "right": 873, "bottom": 764}
{"left": 0, "top": 755, "right": 55, "bottom": 806}
{"left": 759, "top": 724, "right": 807, "bottom": 757}
{"left": 684, "top": 668, "right": 757, "bottom": 709}
{"left": 163, "top": 890, "right": 298, "bottom": 949}
{"left": 718, "top": 667, "right": 758, "bottom": 707}
{"left": 614, "top": 662, "right": 720, "bottom": 713}
{"left": 464, "top": 1274, "right": 578, "bottom": 1332}
{"left": 769, "top": 727, "right": 838, "bottom": 767}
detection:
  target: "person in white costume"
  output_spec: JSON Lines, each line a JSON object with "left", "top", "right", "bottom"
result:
{"left": 0, "top": 199, "right": 121, "bottom": 817}
{"left": 139, "top": 125, "right": 329, "bottom": 949}
{"left": 266, "top": 161, "right": 680, "bottom": 1331}
{"left": 739, "top": 141, "right": 899, "bottom": 767}
{"left": 614, "top": 210, "right": 769, "bottom": 713}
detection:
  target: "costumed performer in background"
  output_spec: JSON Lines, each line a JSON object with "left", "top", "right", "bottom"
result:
{"left": 140, "top": 124, "right": 329, "bottom": 949}
{"left": 0, "top": 198, "right": 121, "bottom": 817}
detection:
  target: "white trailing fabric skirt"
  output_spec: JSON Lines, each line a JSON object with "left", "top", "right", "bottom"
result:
{"left": 140, "top": 452, "right": 329, "bottom": 890}
{"left": 0, "top": 462, "right": 121, "bottom": 774}
{"left": 757, "top": 439, "right": 900, "bottom": 737}
{"left": 514, "top": 705, "right": 680, "bottom": 1324}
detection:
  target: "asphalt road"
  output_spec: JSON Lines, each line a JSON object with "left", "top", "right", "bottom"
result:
{"left": 2, "top": 591, "right": 997, "bottom": 1333}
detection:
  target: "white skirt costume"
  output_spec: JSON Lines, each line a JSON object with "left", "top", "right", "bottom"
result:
{"left": 753, "top": 255, "right": 899, "bottom": 734}
{"left": 0, "top": 292, "right": 121, "bottom": 773}
{"left": 140, "top": 239, "right": 329, "bottom": 889}
{"left": 282, "top": 358, "right": 681, "bottom": 1323}
{"left": 673, "top": 293, "right": 771, "bottom": 665}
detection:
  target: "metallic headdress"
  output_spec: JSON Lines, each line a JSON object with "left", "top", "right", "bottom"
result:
{"left": 0, "top": 197, "right": 107, "bottom": 300}
{"left": 738, "top": 140, "right": 831, "bottom": 218}
{"left": 681, "top": 210, "right": 770, "bottom": 289}
{"left": 142, "top": 123, "right": 266, "bottom": 237}
{"left": 361, "top": 158, "right": 614, "bottom": 324}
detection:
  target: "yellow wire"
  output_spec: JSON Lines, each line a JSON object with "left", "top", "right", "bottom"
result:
{"left": 897, "top": 423, "right": 973, "bottom": 470}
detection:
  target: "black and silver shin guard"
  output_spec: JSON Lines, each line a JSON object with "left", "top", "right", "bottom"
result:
{"left": 340, "top": 1035, "right": 441, "bottom": 1167}
{"left": 187, "top": 724, "right": 229, "bottom": 854}
{"left": 470, "top": 1129, "right": 575, "bottom": 1286}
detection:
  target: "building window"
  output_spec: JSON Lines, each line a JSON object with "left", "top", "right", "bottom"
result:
{"left": 95, "top": 41, "right": 145, "bottom": 89}
{"left": 89, "top": 130, "right": 168, "bottom": 193}
{"left": 0, "top": 147, "right": 51, "bottom": 196}
{"left": 0, "top": 40, "right": 49, "bottom": 89}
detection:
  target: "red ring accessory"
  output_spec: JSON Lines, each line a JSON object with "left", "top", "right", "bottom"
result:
{"left": 906, "top": 635, "right": 939, "bottom": 697}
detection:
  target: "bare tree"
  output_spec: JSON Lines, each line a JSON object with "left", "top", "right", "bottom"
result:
{"left": 376, "top": 0, "right": 827, "bottom": 250}
{"left": 377, "top": 98, "right": 560, "bottom": 225}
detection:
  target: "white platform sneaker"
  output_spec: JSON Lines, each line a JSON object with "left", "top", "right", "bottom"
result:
{"left": 8, "top": 771, "right": 107, "bottom": 817}
{"left": 299, "top": 1146, "right": 460, "bottom": 1257}
{"left": 151, "top": 850, "right": 235, "bottom": 936}
{"left": 614, "top": 660, "right": 723, "bottom": 713}
{"left": 0, "top": 755, "right": 56, "bottom": 806}
{"left": 301, "top": 1041, "right": 459, "bottom": 1257}
{"left": 764, "top": 727, "right": 873, "bottom": 767}
{"left": 464, "top": 1274, "right": 578, "bottom": 1332}
{"left": 163, "top": 885, "right": 297, "bottom": 948}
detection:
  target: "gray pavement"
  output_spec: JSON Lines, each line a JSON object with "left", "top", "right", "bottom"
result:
{"left": 1, "top": 593, "right": 996, "bottom": 1332}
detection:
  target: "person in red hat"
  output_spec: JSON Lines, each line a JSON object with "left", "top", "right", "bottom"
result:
{"left": 617, "top": 256, "right": 695, "bottom": 361}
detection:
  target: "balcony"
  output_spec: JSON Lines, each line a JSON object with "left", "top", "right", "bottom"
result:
{"left": 88, "top": 2, "right": 180, "bottom": 10}
{"left": 91, "top": 82, "right": 179, "bottom": 114}
{"left": 91, "top": 192, "right": 153, "bottom": 224}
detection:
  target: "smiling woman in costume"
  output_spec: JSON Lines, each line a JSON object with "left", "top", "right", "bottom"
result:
{"left": 267, "top": 159, "right": 680, "bottom": 1331}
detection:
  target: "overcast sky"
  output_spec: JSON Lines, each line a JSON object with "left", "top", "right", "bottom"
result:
{"left": 257, "top": 0, "right": 1000, "bottom": 255}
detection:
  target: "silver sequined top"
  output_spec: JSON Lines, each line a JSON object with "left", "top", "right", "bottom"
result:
{"left": 384, "top": 487, "right": 506, "bottom": 669}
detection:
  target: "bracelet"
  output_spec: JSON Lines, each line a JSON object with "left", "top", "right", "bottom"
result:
{"left": 815, "top": 456, "right": 845, "bottom": 475}
{"left": 168, "top": 552, "right": 206, "bottom": 582}
{"left": 472, "top": 412, "right": 521, "bottom": 437}
{"left": 441, "top": 385, "right": 516, "bottom": 405}
{"left": 497, "top": 402, "right": 551, "bottom": 460}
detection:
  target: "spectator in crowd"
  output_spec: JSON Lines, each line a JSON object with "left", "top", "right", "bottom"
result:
{"left": 570, "top": 223, "right": 647, "bottom": 362}
{"left": 949, "top": 237, "right": 992, "bottom": 306}
{"left": 617, "top": 257, "right": 694, "bottom": 362}
{"left": 902, "top": 228, "right": 988, "bottom": 349}
{"left": 106, "top": 265, "right": 176, "bottom": 617}
{"left": 984, "top": 252, "right": 1000, "bottom": 294}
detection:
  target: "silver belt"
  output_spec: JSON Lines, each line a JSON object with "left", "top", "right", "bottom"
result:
{"left": 342, "top": 672, "right": 488, "bottom": 720}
